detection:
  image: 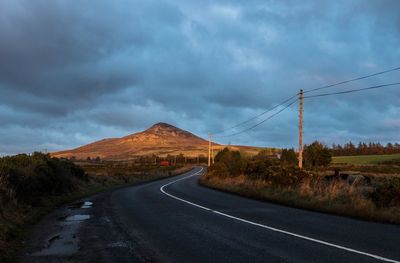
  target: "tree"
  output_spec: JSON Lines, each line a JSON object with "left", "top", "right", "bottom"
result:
{"left": 177, "top": 153, "right": 185, "bottom": 164}
{"left": 344, "top": 141, "right": 356, "bottom": 155}
{"left": 214, "top": 147, "right": 242, "bottom": 176}
{"left": 331, "top": 141, "right": 400, "bottom": 156}
{"left": 280, "top": 148, "right": 297, "bottom": 165}
{"left": 386, "top": 143, "right": 394, "bottom": 154}
{"left": 303, "top": 141, "right": 332, "bottom": 167}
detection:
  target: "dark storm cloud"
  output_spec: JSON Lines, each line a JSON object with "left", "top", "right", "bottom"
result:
{"left": 1, "top": 0, "right": 400, "bottom": 154}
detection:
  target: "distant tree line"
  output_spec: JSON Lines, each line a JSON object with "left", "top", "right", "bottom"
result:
{"left": 70, "top": 153, "right": 208, "bottom": 166}
{"left": 331, "top": 142, "right": 400, "bottom": 156}
{"left": 279, "top": 142, "right": 332, "bottom": 167}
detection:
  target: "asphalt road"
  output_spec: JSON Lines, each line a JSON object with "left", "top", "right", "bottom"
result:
{"left": 22, "top": 167, "right": 400, "bottom": 263}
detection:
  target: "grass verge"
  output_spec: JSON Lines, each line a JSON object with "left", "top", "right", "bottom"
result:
{"left": 199, "top": 174, "right": 400, "bottom": 225}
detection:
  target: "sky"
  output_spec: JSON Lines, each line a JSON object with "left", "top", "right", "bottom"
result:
{"left": 1, "top": 0, "right": 400, "bottom": 155}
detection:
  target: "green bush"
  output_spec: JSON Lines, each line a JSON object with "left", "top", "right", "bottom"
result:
{"left": 242, "top": 159, "right": 311, "bottom": 187}
{"left": 304, "top": 141, "right": 332, "bottom": 167}
{"left": 371, "top": 177, "right": 400, "bottom": 208}
{"left": 281, "top": 148, "right": 297, "bottom": 165}
{"left": 214, "top": 148, "right": 243, "bottom": 176}
{"left": 209, "top": 162, "right": 230, "bottom": 178}
{"left": 242, "top": 159, "right": 280, "bottom": 180}
{"left": 210, "top": 147, "right": 313, "bottom": 189}
{"left": 0, "top": 153, "right": 86, "bottom": 205}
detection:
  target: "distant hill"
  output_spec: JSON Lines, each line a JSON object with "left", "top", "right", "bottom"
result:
{"left": 52, "top": 122, "right": 265, "bottom": 160}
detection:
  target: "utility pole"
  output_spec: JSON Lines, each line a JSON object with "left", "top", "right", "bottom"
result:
{"left": 211, "top": 138, "right": 214, "bottom": 164}
{"left": 208, "top": 133, "right": 211, "bottom": 167}
{"left": 299, "top": 89, "right": 304, "bottom": 169}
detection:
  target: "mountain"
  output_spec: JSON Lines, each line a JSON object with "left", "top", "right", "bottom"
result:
{"left": 52, "top": 122, "right": 263, "bottom": 160}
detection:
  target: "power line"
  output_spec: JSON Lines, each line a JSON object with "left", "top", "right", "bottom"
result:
{"left": 304, "top": 66, "right": 400, "bottom": 94}
{"left": 212, "top": 82, "right": 399, "bottom": 139}
{"left": 303, "top": 82, "right": 400, "bottom": 99}
{"left": 214, "top": 98, "right": 298, "bottom": 138}
{"left": 211, "top": 66, "right": 400, "bottom": 139}
{"left": 213, "top": 94, "right": 298, "bottom": 135}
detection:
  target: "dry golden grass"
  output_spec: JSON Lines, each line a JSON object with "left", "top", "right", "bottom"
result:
{"left": 200, "top": 174, "right": 400, "bottom": 224}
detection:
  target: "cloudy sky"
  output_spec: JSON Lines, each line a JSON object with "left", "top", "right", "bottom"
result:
{"left": 1, "top": 0, "right": 400, "bottom": 155}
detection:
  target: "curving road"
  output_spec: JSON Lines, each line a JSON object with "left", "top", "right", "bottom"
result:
{"left": 22, "top": 167, "right": 400, "bottom": 263}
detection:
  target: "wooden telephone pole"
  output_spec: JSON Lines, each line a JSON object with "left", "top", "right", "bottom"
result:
{"left": 208, "top": 133, "right": 211, "bottom": 167}
{"left": 299, "top": 89, "right": 304, "bottom": 169}
{"left": 211, "top": 139, "right": 214, "bottom": 164}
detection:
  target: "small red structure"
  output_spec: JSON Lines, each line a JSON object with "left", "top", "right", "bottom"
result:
{"left": 160, "top": 161, "right": 170, "bottom": 166}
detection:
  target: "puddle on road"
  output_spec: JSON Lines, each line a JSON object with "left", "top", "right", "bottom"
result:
{"left": 31, "top": 200, "right": 94, "bottom": 257}
{"left": 32, "top": 226, "right": 79, "bottom": 256}
{"left": 81, "top": 201, "right": 93, "bottom": 209}
{"left": 32, "top": 214, "right": 92, "bottom": 256}
{"left": 65, "top": 214, "right": 91, "bottom": 221}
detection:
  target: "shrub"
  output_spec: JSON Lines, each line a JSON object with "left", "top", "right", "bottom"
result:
{"left": 214, "top": 148, "right": 243, "bottom": 176}
{"left": 303, "top": 141, "right": 332, "bottom": 167}
{"left": 371, "top": 177, "right": 400, "bottom": 208}
{"left": 0, "top": 153, "right": 87, "bottom": 205}
{"left": 281, "top": 148, "right": 297, "bottom": 165}
{"left": 209, "top": 162, "right": 230, "bottom": 178}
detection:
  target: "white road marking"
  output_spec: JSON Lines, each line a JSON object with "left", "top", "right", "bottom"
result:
{"left": 160, "top": 167, "right": 400, "bottom": 263}
{"left": 160, "top": 167, "right": 211, "bottom": 211}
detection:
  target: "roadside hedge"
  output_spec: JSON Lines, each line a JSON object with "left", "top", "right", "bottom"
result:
{"left": 0, "top": 152, "right": 86, "bottom": 206}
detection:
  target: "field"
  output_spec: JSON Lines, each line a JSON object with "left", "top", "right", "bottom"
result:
{"left": 332, "top": 154, "right": 400, "bottom": 165}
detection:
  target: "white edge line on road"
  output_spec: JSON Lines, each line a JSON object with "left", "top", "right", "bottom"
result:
{"left": 160, "top": 167, "right": 211, "bottom": 211}
{"left": 160, "top": 167, "right": 400, "bottom": 263}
